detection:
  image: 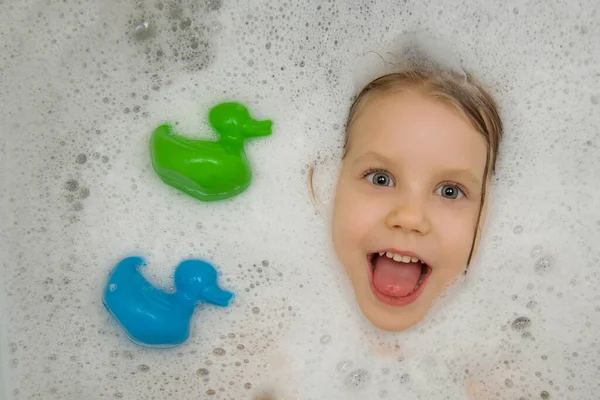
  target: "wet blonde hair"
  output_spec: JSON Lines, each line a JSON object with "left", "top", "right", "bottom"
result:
{"left": 344, "top": 68, "right": 502, "bottom": 173}
{"left": 310, "top": 62, "right": 503, "bottom": 267}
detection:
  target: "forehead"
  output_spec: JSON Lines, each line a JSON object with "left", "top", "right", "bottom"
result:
{"left": 347, "top": 90, "right": 488, "bottom": 175}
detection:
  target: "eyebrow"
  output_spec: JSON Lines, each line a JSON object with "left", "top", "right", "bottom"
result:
{"left": 353, "top": 151, "right": 390, "bottom": 165}
{"left": 444, "top": 168, "right": 483, "bottom": 188}
{"left": 353, "top": 151, "right": 483, "bottom": 188}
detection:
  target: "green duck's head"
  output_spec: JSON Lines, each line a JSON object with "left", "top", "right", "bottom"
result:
{"left": 209, "top": 102, "right": 272, "bottom": 145}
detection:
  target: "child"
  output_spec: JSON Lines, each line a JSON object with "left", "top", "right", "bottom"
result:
{"left": 330, "top": 51, "right": 503, "bottom": 332}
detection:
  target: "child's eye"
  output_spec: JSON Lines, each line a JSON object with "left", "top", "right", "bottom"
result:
{"left": 364, "top": 171, "right": 395, "bottom": 187}
{"left": 435, "top": 184, "right": 465, "bottom": 199}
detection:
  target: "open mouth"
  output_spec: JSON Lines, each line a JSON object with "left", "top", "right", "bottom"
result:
{"left": 367, "top": 251, "right": 432, "bottom": 307}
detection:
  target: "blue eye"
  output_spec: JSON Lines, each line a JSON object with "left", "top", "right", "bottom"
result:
{"left": 436, "top": 184, "right": 464, "bottom": 199}
{"left": 365, "top": 171, "right": 395, "bottom": 187}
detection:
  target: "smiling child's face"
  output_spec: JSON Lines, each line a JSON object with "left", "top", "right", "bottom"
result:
{"left": 331, "top": 89, "right": 489, "bottom": 332}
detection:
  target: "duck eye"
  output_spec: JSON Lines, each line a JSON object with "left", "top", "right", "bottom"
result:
{"left": 436, "top": 184, "right": 464, "bottom": 199}
{"left": 365, "top": 171, "right": 394, "bottom": 187}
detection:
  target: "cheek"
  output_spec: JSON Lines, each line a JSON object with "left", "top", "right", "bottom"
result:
{"left": 332, "top": 181, "right": 357, "bottom": 255}
{"left": 332, "top": 178, "right": 379, "bottom": 258}
{"left": 432, "top": 203, "right": 479, "bottom": 275}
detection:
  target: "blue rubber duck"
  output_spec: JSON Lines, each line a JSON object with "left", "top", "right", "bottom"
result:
{"left": 103, "top": 256, "right": 234, "bottom": 348}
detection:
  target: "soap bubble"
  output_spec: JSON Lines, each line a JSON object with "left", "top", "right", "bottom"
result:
{"left": 213, "top": 347, "right": 226, "bottom": 356}
{"left": 206, "top": 0, "right": 222, "bottom": 11}
{"left": 530, "top": 245, "right": 543, "bottom": 258}
{"left": 65, "top": 179, "right": 79, "bottom": 192}
{"left": 337, "top": 360, "right": 353, "bottom": 372}
{"left": 207, "top": 20, "right": 222, "bottom": 33}
{"left": 511, "top": 316, "right": 531, "bottom": 330}
{"left": 534, "top": 257, "right": 552, "bottom": 275}
{"left": 320, "top": 334, "right": 331, "bottom": 344}
{"left": 78, "top": 187, "right": 90, "bottom": 199}
{"left": 134, "top": 20, "right": 155, "bottom": 41}
{"left": 344, "top": 369, "right": 370, "bottom": 389}
{"left": 76, "top": 153, "right": 87, "bottom": 164}
{"left": 180, "top": 18, "right": 191, "bottom": 29}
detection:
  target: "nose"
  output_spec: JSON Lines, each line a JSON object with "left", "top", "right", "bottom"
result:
{"left": 385, "top": 193, "right": 431, "bottom": 234}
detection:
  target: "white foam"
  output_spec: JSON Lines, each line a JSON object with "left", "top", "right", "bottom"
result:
{"left": 1, "top": 0, "right": 600, "bottom": 399}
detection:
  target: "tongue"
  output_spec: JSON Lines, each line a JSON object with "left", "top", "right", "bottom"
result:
{"left": 373, "top": 256, "right": 422, "bottom": 297}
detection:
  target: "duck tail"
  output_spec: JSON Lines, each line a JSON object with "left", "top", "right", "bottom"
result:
{"left": 108, "top": 256, "right": 146, "bottom": 283}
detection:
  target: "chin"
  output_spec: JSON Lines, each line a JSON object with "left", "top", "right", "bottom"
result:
{"left": 358, "top": 299, "right": 428, "bottom": 332}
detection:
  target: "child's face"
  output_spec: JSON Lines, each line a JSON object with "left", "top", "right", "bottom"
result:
{"left": 332, "top": 90, "right": 488, "bottom": 331}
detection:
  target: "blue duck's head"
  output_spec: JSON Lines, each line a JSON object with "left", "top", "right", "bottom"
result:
{"left": 174, "top": 260, "right": 234, "bottom": 307}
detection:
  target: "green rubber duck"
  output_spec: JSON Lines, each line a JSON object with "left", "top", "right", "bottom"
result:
{"left": 150, "top": 102, "right": 273, "bottom": 202}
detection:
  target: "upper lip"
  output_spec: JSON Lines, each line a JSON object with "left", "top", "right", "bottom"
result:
{"left": 371, "top": 248, "right": 431, "bottom": 266}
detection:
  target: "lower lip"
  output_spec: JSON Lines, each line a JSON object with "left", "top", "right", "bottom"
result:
{"left": 367, "top": 257, "right": 431, "bottom": 307}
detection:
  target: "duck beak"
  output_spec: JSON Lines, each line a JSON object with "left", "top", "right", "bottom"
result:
{"left": 242, "top": 119, "right": 273, "bottom": 138}
{"left": 201, "top": 286, "right": 234, "bottom": 307}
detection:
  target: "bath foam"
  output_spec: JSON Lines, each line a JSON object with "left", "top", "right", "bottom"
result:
{"left": 351, "top": 33, "right": 465, "bottom": 95}
{"left": 1, "top": 0, "right": 600, "bottom": 399}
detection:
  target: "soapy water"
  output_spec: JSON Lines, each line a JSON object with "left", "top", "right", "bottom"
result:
{"left": 1, "top": 0, "right": 600, "bottom": 399}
